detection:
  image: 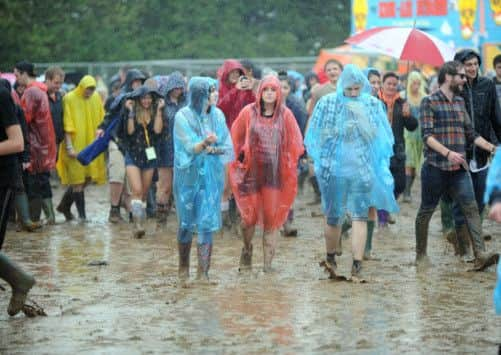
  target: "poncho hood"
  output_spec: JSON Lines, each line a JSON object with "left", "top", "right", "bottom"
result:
{"left": 164, "top": 71, "right": 186, "bottom": 96}
{"left": 255, "top": 75, "right": 284, "bottom": 120}
{"left": 127, "top": 85, "right": 162, "bottom": 100}
{"left": 217, "top": 59, "right": 245, "bottom": 87}
{"left": 188, "top": 76, "right": 211, "bottom": 116}
{"left": 336, "top": 64, "right": 372, "bottom": 99}
{"left": 75, "top": 75, "right": 97, "bottom": 97}
{"left": 122, "top": 69, "right": 146, "bottom": 92}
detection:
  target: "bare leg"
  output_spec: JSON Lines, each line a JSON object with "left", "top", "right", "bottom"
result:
{"left": 263, "top": 230, "right": 279, "bottom": 272}
{"left": 324, "top": 221, "right": 341, "bottom": 255}
{"left": 351, "top": 220, "right": 368, "bottom": 261}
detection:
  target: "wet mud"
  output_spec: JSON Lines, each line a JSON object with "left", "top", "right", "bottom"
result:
{"left": 1, "top": 182, "right": 500, "bottom": 353}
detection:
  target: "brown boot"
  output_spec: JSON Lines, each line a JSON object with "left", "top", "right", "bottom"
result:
{"left": 239, "top": 244, "right": 253, "bottom": 271}
{"left": 178, "top": 241, "right": 191, "bottom": 281}
{"left": 0, "top": 253, "right": 36, "bottom": 316}
{"left": 444, "top": 229, "right": 460, "bottom": 255}
{"left": 454, "top": 224, "right": 471, "bottom": 257}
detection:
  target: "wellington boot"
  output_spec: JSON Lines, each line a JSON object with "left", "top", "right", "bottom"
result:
{"left": 56, "top": 187, "right": 74, "bottom": 221}
{"left": 156, "top": 203, "right": 169, "bottom": 226}
{"left": 0, "top": 253, "right": 36, "bottom": 316}
{"left": 15, "top": 194, "right": 42, "bottom": 232}
{"left": 29, "top": 198, "right": 42, "bottom": 222}
{"left": 41, "top": 198, "right": 56, "bottom": 225}
{"left": 72, "top": 191, "right": 86, "bottom": 221}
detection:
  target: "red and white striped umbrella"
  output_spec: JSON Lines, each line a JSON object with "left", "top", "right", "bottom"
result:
{"left": 345, "top": 26, "right": 455, "bottom": 67}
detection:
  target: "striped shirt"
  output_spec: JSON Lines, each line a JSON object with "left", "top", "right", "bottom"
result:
{"left": 420, "top": 89, "right": 478, "bottom": 171}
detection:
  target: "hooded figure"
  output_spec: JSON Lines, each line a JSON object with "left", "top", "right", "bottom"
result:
{"left": 20, "top": 80, "right": 56, "bottom": 173}
{"left": 229, "top": 75, "right": 303, "bottom": 272}
{"left": 173, "top": 77, "right": 234, "bottom": 281}
{"left": 306, "top": 64, "right": 398, "bottom": 221}
{"left": 57, "top": 75, "right": 106, "bottom": 186}
{"left": 217, "top": 59, "right": 256, "bottom": 129}
{"left": 305, "top": 65, "right": 398, "bottom": 277}
{"left": 158, "top": 71, "right": 187, "bottom": 169}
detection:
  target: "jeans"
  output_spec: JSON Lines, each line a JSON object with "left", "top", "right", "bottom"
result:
{"left": 415, "top": 163, "right": 484, "bottom": 257}
{"left": 452, "top": 168, "right": 488, "bottom": 227}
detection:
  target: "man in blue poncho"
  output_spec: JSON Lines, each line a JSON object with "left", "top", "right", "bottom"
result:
{"left": 305, "top": 64, "right": 398, "bottom": 279}
{"left": 173, "top": 77, "right": 234, "bottom": 282}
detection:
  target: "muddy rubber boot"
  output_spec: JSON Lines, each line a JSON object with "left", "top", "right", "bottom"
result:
{"left": 108, "top": 205, "right": 122, "bottom": 224}
{"left": 403, "top": 175, "right": 414, "bottom": 203}
{"left": 341, "top": 216, "right": 352, "bottom": 239}
{"left": 56, "top": 187, "right": 74, "bottom": 221}
{"left": 364, "top": 220, "right": 375, "bottom": 260}
{"left": 454, "top": 224, "right": 471, "bottom": 257}
{"left": 239, "top": 244, "right": 253, "bottom": 272}
{"left": 196, "top": 243, "right": 212, "bottom": 281}
{"left": 415, "top": 208, "right": 434, "bottom": 262}
{"left": 29, "top": 197, "right": 42, "bottom": 222}
{"left": 0, "top": 253, "right": 36, "bottom": 316}
{"left": 444, "top": 229, "right": 461, "bottom": 256}
{"left": 156, "top": 203, "right": 169, "bottom": 226}
{"left": 178, "top": 241, "right": 192, "bottom": 281}
{"left": 15, "top": 193, "right": 42, "bottom": 232}
{"left": 41, "top": 198, "right": 56, "bottom": 225}
{"left": 72, "top": 191, "right": 86, "bottom": 221}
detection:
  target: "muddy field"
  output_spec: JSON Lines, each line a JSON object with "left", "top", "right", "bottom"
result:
{"left": 1, "top": 182, "right": 500, "bottom": 354}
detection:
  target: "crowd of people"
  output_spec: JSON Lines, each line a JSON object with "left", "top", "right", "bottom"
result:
{"left": 1, "top": 51, "right": 501, "bottom": 315}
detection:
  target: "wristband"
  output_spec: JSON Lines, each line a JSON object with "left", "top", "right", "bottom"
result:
{"left": 128, "top": 110, "right": 135, "bottom": 118}
{"left": 445, "top": 150, "right": 450, "bottom": 158}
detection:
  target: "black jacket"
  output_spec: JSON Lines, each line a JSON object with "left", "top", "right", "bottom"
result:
{"left": 459, "top": 75, "right": 501, "bottom": 166}
{"left": 381, "top": 97, "right": 418, "bottom": 167}
{"left": 48, "top": 91, "right": 64, "bottom": 145}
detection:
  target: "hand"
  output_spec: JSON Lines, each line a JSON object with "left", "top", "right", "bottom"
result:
{"left": 67, "top": 149, "right": 78, "bottom": 159}
{"left": 488, "top": 203, "right": 501, "bottom": 223}
{"left": 96, "top": 129, "right": 105, "bottom": 138}
{"left": 204, "top": 133, "right": 217, "bottom": 145}
{"left": 157, "top": 98, "right": 165, "bottom": 110}
{"left": 125, "top": 100, "right": 134, "bottom": 111}
{"left": 447, "top": 150, "right": 468, "bottom": 170}
{"left": 402, "top": 102, "right": 411, "bottom": 117}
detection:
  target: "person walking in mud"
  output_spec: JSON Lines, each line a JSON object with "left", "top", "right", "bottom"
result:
{"left": 14, "top": 61, "right": 58, "bottom": 225}
{"left": 415, "top": 61, "right": 498, "bottom": 270}
{"left": 56, "top": 75, "right": 106, "bottom": 222}
{"left": 121, "top": 86, "right": 164, "bottom": 238}
{"left": 173, "top": 77, "right": 233, "bottom": 282}
{"left": 0, "top": 76, "right": 36, "bottom": 316}
{"left": 229, "top": 75, "right": 303, "bottom": 273}
{"left": 155, "top": 72, "right": 187, "bottom": 227}
{"left": 305, "top": 64, "right": 398, "bottom": 279}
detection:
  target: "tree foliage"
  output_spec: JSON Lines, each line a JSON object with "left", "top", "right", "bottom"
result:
{"left": 0, "top": 0, "right": 350, "bottom": 71}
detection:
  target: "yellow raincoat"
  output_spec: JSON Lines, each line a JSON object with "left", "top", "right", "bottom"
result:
{"left": 56, "top": 75, "right": 106, "bottom": 185}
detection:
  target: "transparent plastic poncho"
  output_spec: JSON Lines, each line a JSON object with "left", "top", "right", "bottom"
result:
{"left": 173, "top": 77, "right": 234, "bottom": 233}
{"left": 229, "top": 76, "right": 304, "bottom": 231}
{"left": 305, "top": 64, "right": 399, "bottom": 221}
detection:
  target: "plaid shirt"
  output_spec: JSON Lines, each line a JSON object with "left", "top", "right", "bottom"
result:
{"left": 420, "top": 89, "right": 478, "bottom": 171}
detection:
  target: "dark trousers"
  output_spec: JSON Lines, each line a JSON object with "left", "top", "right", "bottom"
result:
{"left": 23, "top": 171, "right": 52, "bottom": 199}
{"left": 452, "top": 168, "right": 488, "bottom": 226}
{"left": 0, "top": 187, "right": 14, "bottom": 250}
{"left": 415, "top": 164, "right": 484, "bottom": 257}
{"left": 390, "top": 162, "right": 406, "bottom": 199}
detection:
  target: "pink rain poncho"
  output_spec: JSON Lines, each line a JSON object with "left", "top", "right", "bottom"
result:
{"left": 229, "top": 76, "right": 304, "bottom": 231}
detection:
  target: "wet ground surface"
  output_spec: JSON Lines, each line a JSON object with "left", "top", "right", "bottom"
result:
{"left": 1, "top": 182, "right": 500, "bottom": 354}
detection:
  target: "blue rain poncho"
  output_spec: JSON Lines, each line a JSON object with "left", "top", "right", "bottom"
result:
{"left": 305, "top": 64, "right": 399, "bottom": 222}
{"left": 484, "top": 150, "right": 501, "bottom": 314}
{"left": 173, "top": 77, "right": 234, "bottom": 233}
